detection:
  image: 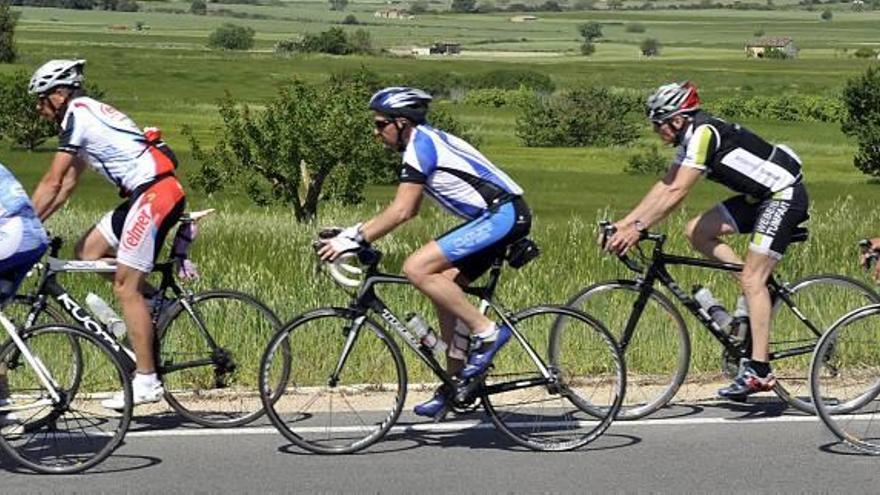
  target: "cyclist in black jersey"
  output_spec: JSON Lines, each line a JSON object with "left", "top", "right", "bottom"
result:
{"left": 606, "top": 81, "right": 810, "bottom": 401}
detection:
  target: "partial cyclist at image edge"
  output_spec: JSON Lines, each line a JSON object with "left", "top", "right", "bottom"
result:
{"left": 0, "top": 163, "right": 49, "bottom": 427}
{"left": 606, "top": 81, "right": 809, "bottom": 401}
{"left": 316, "top": 86, "right": 531, "bottom": 418}
{"left": 28, "top": 59, "right": 186, "bottom": 410}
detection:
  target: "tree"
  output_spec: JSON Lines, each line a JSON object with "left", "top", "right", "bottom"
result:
{"left": 0, "top": 1, "right": 18, "bottom": 63}
{"left": 820, "top": 7, "right": 833, "bottom": 19}
{"left": 190, "top": 0, "right": 207, "bottom": 14}
{"left": 329, "top": 0, "right": 348, "bottom": 10}
{"left": 183, "top": 75, "right": 398, "bottom": 221}
{"left": 640, "top": 37, "right": 661, "bottom": 56}
{"left": 451, "top": 0, "right": 476, "bottom": 12}
{"left": 842, "top": 66, "right": 880, "bottom": 177}
{"left": 578, "top": 21, "right": 603, "bottom": 41}
{"left": 208, "top": 23, "right": 255, "bottom": 50}
{"left": 341, "top": 13, "right": 359, "bottom": 24}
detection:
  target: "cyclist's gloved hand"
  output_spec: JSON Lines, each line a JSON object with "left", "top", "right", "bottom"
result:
{"left": 176, "top": 258, "right": 200, "bottom": 281}
{"left": 605, "top": 220, "right": 642, "bottom": 255}
{"left": 316, "top": 223, "right": 364, "bottom": 261}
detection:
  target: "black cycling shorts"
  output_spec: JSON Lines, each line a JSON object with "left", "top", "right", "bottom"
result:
{"left": 718, "top": 182, "right": 809, "bottom": 259}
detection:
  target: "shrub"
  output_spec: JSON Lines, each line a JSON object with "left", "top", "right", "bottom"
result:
{"left": 580, "top": 40, "right": 595, "bottom": 56}
{"left": 640, "top": 37, "right": 660, "bottom": 56}
{"left": 467, "top": 69, "right": 555, "bottom": 92}
{"left": 116, "top": 0, "right": 138, "bottom": 11}
{"left": 854, "top": 47, "right": 877, "bottom": 59}
{"left": 0, "top": 1, "right": 18, "bottom": 63}
{"left": 277, "top": 27, "right": 374, "bottom": 55}
{"left": 753, "top": 27, "right": 765, "bottom": 36}
{"left": 462, "top": 87, "right": 535, "bottom": 108}
{"left": 207, "top": 23, "right": 255, "bottom": 50}
{"left": 190, "top": 0, "right": 207, "bottom": 14}
{"left": 409, "top": 0, "right": 428, "bottom": 13}
{"left": 624, "top": 22, "right": 646, "bottom": 33}
{"left": 625, "top": 146, "right": 667, "bottom": 175}
{"left": 515, "top": 87, "right": 641, "bottom": 147}
{"left": 820, "top": 7, "right": 832, "bottom": 19}
{"left": 398, "top": 70, "right": 464, "bottom": 98}
{"left": 762, "top": 47, "right": 790, "bottom": 59}
{"left": 451, "top": 0, "right": 476, "bottom": 11}
{"left": 842, "top": 66, "right": 880, "bottom": 178}
{"left": 341, "top": 13, "right": 358, "bottom": 24}
{"left": 329, "top": 0, "right": 347, "bottom": 10}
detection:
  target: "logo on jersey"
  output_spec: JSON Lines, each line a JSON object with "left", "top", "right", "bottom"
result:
{"left": 123, "top": 207, "right": 153, "bottom": 250}
{"left": 100, "top": 103, "right": 136, "bottom": 126}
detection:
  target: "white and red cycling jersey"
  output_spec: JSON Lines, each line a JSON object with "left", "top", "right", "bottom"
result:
{"left": 58, "top": 96, "right": 176, "bottom": 195}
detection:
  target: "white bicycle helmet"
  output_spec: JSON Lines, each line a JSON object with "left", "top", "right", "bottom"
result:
{"left": 368, "top": 86, "right": 433, "bottom": 123}
{"left": 645, "top": 81, "right": 700, "bottom": 123}
{"left": 28, "top": 59, "right": 86, "bottom": 95}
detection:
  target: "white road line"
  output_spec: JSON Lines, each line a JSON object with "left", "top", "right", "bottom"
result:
{"left": 126, "top": 414, "right": 841, "bottom": 439}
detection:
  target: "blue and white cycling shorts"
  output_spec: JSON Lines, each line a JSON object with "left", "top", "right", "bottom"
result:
{"left": 0, "top": 216, "right": 48, "bottom": 302}
{"left": 436, "top": 196, "right": 531, "bottom": 281}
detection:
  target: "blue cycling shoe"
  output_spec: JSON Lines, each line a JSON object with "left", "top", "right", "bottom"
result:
{"left": 459, "top": 324, "right": 512, "bottom": 380}
{"left": 413, "top": 385, "right": 450, "bottom": 419}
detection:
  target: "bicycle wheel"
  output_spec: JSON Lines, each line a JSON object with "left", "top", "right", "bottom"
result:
{"left": 483, "top": 305, "right": 624, "bottom": 451}
{"left": 1, "top": 296, "right": 83, "bottom": 399}
{"left": 158, "top": 290, "right": 285, "bottom": 427}
{"left": 811, "top": 304, "right": 880, "bottom": 454}
{"left": 563, "top": 280, "right": 689, "bottom": 420}
{"left": 260, "top": 308, "right": 406, "bottom": 454}
{"left": 771, "top": 274, "right": 880, "bottom": 413}
{"left": 0, "top": 323, "right": 132, "bottom": 474}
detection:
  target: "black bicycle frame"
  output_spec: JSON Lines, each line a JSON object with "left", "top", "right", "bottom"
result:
{"left": 328, "top": 255, "right": 554, "bottom": 397}
{"left": 621, "top": 237, "right": 822, "bottom": 363}
{"left": 16, "top": 240, "right": 221, "bottom": 377}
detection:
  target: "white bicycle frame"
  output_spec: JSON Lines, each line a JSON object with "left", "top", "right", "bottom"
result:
{"left": 0, "top": 311, "right": 62, "bottom": 408}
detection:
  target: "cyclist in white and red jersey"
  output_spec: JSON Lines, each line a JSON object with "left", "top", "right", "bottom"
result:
{"left": 29, "top": 59, "right": 186, "bottom": 409}
{"left": 318, "top": 87, "right": 531, "bottom": 419}
{"left": 607, "top": 81, "right": 810, "bottom": 401}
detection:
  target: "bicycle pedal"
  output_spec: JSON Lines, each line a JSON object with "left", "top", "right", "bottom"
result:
{"left": 431, "top": 405, "right": 451, "bottom": 423}
{"left": 454, "top": 378, "right": 483, "bottom": 404}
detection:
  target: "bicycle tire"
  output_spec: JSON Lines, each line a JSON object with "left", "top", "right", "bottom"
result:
{"left": 770, "top": 274, "right": 880, "bottom": 413}
{"left": 563, "top": 280, "right": 690, "bottom": 420}
{"left": 158, "top": 290, "right": 285, "bottom": 427}
{"left": 2, "top": 296, "right": 83, "bottom": 405}
{"left": 811, "top": 304, "right": 880, "bottom": 454}
{"left": 259, "top": 308, "right": 407, "bottom": 454}
{"left": 483, "top": 305, "right": 625, "bottom": 451}
{"left": 0, "top": 323, "right": 132, "bottom": 474}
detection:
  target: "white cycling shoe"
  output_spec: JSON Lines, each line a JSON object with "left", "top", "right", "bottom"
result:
{"left": 101, "top": 382, "right": 164, "bottom": 411}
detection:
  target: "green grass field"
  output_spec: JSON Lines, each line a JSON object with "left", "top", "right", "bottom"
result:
{"left": 3, "top": 2, "right": 880, "bottom": 390}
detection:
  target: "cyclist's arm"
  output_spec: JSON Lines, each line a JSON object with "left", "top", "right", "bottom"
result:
{"left": 635, "top": 164, "right": 702, "bottom": 228}
{"left": 31, "top": 152, "right": 85, "bottom": 221}
{"left": 360, "top": 182, "right": 424, "bottom": 242}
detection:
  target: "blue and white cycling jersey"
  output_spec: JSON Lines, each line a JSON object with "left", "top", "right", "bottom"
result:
{"left": 400, "top": 125, "right": 523, "bottom": 220}
{"left": 0, "top": 163, "right": 48, "bottom": 255}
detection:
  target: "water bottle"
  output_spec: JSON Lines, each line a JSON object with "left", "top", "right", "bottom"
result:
{"left": 728, "top": 295, "right": 750, "bottom": 345}
{"left": 692, "top": 286, "right": 733, "bottom": 329}
{"left": 405, "top": 313, "right": 447, "bottom": 359}
{"left": 85, "top": 293, "right": 127, "bottom": 339}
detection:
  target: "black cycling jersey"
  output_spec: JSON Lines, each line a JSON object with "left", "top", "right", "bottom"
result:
{"left": 675, "top": 111, "right": 803, "bottom": 199}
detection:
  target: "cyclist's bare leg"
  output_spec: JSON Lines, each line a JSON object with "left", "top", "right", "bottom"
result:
{"left": 114, "top": 264, "right": 155, "bottom": 373}
{"left": 403, "top": 242, "right": 493, "bottom": 336}
{"left": 685, "top": 206, "right": 741, "bottom": 267}
{"left": 432, "top": 267, "right": 468, "bottom": 376}
{"left": 76, "top": 225, "right": 157, "bottom": 295}
{"left": 740, "top": 251, "right": 778, "bottom": 362}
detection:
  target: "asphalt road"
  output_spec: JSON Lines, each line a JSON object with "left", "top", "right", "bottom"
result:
{"left": 1, "top": 401, "right": 877, "bottom": 494}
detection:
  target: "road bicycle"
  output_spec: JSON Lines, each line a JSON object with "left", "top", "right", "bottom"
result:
{"left": 0, "top": 308, "right": 132, "bottom": 473}
{"left": 564, "top": 221, "right": 879, "bottom": 419}
{"left": 810, "top": 239, "right": 880, "bottom": 454}
{"left": 259, "top": 240, "right": 625, "bottom": 453}
{"left": 3, "top": 212, "right": 287, "bottom": 428}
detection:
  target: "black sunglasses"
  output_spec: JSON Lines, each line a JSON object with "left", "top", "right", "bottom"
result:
{"left": 374, "top": 119, "right": 395, "bottom": 130}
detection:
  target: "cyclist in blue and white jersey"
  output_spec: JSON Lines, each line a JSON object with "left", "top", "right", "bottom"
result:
{"left": 317, "top": 87, "right": 531, "bottom": 418}
{"left": 607, "top": 81, "right": 810, "bottom": 401}
{"left": 0, "top": 163, "right": 49, "bottom": 425}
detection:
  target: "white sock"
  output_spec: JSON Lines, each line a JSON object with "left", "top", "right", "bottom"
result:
{"left": 475, "top": 323, "right": 498, "bottom": 342}
{"left": 133, "top": 372, "right": 160, "bottom": 389}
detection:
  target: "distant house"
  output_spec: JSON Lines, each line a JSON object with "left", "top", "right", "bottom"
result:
{"left": 375, "top": 8, "right": 415, "bottom": 19}
{"left": 745, "top": 36, "right": 798, "bottom": 58}
{"left": 510, "top": 15, "right": 538, "bottom": 22}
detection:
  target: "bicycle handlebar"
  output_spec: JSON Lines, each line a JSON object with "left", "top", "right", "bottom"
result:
{"left": 313, "top": 229, "right": 383, "bottom": 289}
{"left": 599, "top": 220, "right": 667, "bottom": 274}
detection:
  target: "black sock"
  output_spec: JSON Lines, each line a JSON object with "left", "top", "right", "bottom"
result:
{"left": 749, "top": 360, "right": 770, "bottom": 377}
